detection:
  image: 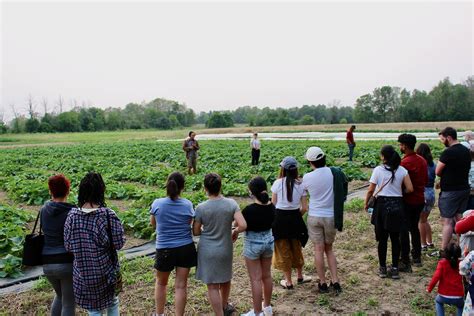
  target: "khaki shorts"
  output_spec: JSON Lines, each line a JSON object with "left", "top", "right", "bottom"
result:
{"left": 272, "top": 239, "right": 304, "bottom": 272}
{"left": 307, "top": 216, "right": 336, "bottom": 244}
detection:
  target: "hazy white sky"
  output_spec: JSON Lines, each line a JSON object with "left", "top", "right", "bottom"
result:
{"left": 1, "top": 1, "right": 472, "bottom": 120}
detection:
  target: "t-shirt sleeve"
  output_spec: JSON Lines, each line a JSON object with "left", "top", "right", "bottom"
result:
{"left": 399, "top": 166, "right": 408, "bottom": 177}
{"left": 369, "top": 167, "right": 379, "bottom": 184}
{"left": 302, "top": 174, "right": 309, "bottom": 191}
{"left": 231, "top": 199, "right": 240, "bottom": 213}
{"left": 186, "top": 200, "right": 195, "bottom": 217}
{"left": 271, "top": 180, "right": 280, "bottom": 193}
{"left": 149, "top": 200, "right": 159, "bottom": 215}
{"left": 241, "top": 205, "right": 249, "bottom": 221}
{"left": 439, "top": 149, "right": 451, "bottom": 164}
{"left": 194, "top": 205, "right": 202, "bottom": 222}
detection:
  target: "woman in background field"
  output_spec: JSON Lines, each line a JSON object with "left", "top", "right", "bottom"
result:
{"left": 193, "top": 173, "right": 247, "bottom": 316}
{"left": 64, "top": 172, "right": 125, "bottom": 316}
{"left": 41, "top": 174, "right": 76, "bottom": 316}
{"left": 241, "top": 177, "right": 275, "bottom": 316}
{"left": 150, "top": 172, "right": 197, "bottom": 316}
{"left": 416, "top": 143, "right": 436, "bottom": 251}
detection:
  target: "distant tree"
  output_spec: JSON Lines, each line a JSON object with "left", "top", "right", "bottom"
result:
{"left": 56, "top": 111, "right": 81, "bottom": 132}
{"left": 25, "top": 118, "right": 40, "bottom": 133}
{"left": 354, "top": 94, "right": 375, "bottom": 123}
{"left": 300, "top": 115, "right": 315, "bottom": 125}
{"left": 206, "top": 111, "right": 234, "bottom": 128}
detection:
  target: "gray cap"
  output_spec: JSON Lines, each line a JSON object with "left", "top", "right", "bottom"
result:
{"left": 280, "top": 156, "right": 298, "bottom": 170}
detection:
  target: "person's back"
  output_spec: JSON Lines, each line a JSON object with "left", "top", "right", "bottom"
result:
{"left": 303, "top": 167, "right": 334, "bottom": 217}
{"left": 151, "top": 197, "right": 194, "bottom": 249}
{"left": 401, "top": 153, "right": 428, "bottom": 204}
{"left": 271, "top": 177, "right": 306, "bottom": 210}
{"left": 42, "top": 200, "right": 75, "bottom": 257}
{"left": 370, "top": 165, "right": 407, "bottom": 197}
{"left": 195, "top": 197, "right": 237, "bottom": 246}
{"left": 440, "top": 143, "right": 471, "bottom": 192}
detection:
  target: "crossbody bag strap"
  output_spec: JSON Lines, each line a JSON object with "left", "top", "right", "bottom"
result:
{"left": 373, "top": 176, "right": 392, "bottom": 198}
{"left": 31, "top": 210, "right": 42, "bottom": 234}
{"left": 105, "top": 208, "right": 118, "bottom": 265}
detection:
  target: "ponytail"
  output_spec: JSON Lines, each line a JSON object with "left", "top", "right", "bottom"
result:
{"left": 381, "top": 145, "right": 401, "bottom": 183}
{"left": 249, "top": 176, "right": 269, "bottom": 204}
{"left": 166, "top": 172, "right": 185, "bottom": 200}
{"left": 282, "top": 168, "right": 298, "bottom": 202}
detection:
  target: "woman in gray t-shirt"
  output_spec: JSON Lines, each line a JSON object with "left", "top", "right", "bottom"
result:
{"left": 193, "top": 173, "right": 247, "bottom": 316}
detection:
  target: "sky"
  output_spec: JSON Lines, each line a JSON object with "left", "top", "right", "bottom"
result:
{"left": 1, "top": 1, "right": 472, "bottom": 120}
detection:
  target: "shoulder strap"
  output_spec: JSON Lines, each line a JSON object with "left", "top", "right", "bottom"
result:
{"left": 373, "top": 176, "right": 392, "bottom": 198}
{"left": 105, "top": 209, "right": 118, "bottom": 264}
{"left": 31, "top": 210, "right": 42, "bottom": 234}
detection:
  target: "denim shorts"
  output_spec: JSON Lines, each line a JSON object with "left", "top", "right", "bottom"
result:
{"left": 243, "top": 230, "right": 274, "bottom": 260}
{"left": 423, "top": 187, "right": 436, "bottom": 213}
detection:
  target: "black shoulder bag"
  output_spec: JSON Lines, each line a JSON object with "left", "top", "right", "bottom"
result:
{"left": 106, "top": 209, "right": 123, "bottom": 295}
{"left": 22, "top": 211, "right": 44, "bottom": 266}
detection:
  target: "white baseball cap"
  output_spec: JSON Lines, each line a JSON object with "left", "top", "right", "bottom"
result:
{"left": 305, "top": 147, "right": 325, "bottom": 161}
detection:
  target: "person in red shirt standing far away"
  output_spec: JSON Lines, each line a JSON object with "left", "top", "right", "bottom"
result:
{"left": 346, "top": 125, "right": 356, "bottom": 161}
{"left": 398, "top": 134, "right": 428, "bottom": 271}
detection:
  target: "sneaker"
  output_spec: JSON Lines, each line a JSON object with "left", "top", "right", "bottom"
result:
{"left": 427, "top": 243, "right": 435, "bottom": 249}
{"left": 391, "top": 267, "right": 400, "bottom": 279}
{"left": 262, "top": 305, "right": 272, "bottom": 316}
{"left": 413, "top": 257, "right": 422, "bottom": 267}
{"left": 224, "top": 303, "right": 236, "bottom": 316}
{"left": 330, "top": 282, "right": 342, "bottom": 295}
{"left": 398, "top": 261, "right": 412, "bottom": 273}
{"left": 427, "top": 250, "right": 441, "bottom": 258}
{"left": 279, "top": 279, "right": 294, "bottom": 290}
{"left": 421, "top": 245, "right": 428, "bottom": 252}
{"left": 379, "top": 266, "right": 387, "bottom": 278}
{"left": 240, "top": 310, "right": 263, "bottom": 316}
{"left": 318, "top": 282, "right": 329, "bottom": 293}
{"left": 297, "top": 275, "right": 312, "bottom": 284}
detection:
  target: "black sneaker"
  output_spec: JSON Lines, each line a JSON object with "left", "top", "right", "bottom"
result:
{"left": 223, "top": 303, "right": 235, "bottom": 316}
{"left": 379, "top": 266, "right": 387, "bottom": 278}
{"left": 413, "top": 257, "right": 422, "bottom": 267}
{"left": 391, "top": 267, "right": 400, "bottom": 279}
{"left": 398, "top": 261, "right": 412, "bottom": 273}
{"left": 318, "top": 282, "right": 329, "bottom": 293}
{"left": 330, "top": 282, "right": 342, "bottom": 295}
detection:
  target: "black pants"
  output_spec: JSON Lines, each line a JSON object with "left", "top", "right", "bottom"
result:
{"left": 251, "top": 149, "right": 260, "bottom": 165}
{"left": 400, "top": 203, "right": 424, "bottom": 263}
{"left": 378, "top": 230, "right": 400, "bottom": 268}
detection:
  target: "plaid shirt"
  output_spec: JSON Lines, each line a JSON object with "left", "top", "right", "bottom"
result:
{"left": 64, "top": 207, "right": 125, "bottom": 311}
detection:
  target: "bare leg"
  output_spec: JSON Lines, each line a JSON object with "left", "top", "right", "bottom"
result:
{"left": 174, "top": 268, "right": 190, "bottom": 316}
{"left": 283, "top": 270, "right": 292, "bottom": 286}
{"left": 314, "top": 243, "right": 326, "bottom": 284}
{"left": 419, "top": 212, "right": 428, "bottom": 246}
{"left": 261, "top": 257, "right": 273, "bottom": 309}
{"left": 325, "top": 243, "right": 339, "bottom": 283}
{"left": 207, "top": 284, "right": 224, "bottom": 316}
{"left": 155, "top": 271, "right": 171, "bottom": 315}
{"left": 296, "top": 267, "right": 303, "bottom": 279}
{"left": 245, "top": 258, "right": 263, "bottom": 313}
{"left": 220, "top": 281, "right": 231, "bottom": 310}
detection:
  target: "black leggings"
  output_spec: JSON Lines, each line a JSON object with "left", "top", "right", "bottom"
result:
{"left": 251, "top": 149, "right": 260, "bottom": 165}
{"left": 378, "top": 230, "right": 400, "bottom": 268}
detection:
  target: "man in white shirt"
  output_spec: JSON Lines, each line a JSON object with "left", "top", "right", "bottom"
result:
{"left": 302, "top": 146, "right": 341, "bottom": 294}
{"left": 250, "top": 132, "right": 261, "bottom": 166}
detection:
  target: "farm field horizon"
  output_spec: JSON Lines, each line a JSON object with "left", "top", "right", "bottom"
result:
{"left": 0, "top": 128, "right": 459, "bottom": 314}
{"left": 0, "top": 121, "right": 472, "bottom": 147}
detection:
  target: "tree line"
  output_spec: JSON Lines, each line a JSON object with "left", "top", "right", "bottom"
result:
{"left": 1, "top": 76, "right": 472, "bottom": 134}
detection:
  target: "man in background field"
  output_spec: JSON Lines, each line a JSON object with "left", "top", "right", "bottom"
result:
{"left": 183, "top": 131, "right": 200, "bottom": 175}
{"left": 436, "top": 127, "right": 471, "bottom": 253}
{"left": 250, "top": 132, "right": 261, "bottom": 165}
{"left": 398, "top": 133, "right": 428, "bottom": 271}
{"left": 346, "top": 125, "right": 356, "bottom": 161}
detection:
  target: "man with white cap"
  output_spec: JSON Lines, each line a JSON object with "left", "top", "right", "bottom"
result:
{"left": 302, "top": 146, "right": 342, "bottom": 294}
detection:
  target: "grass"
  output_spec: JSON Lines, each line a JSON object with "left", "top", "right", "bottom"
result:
{"left": 0, "top": 121, "right": 472, "bottom": 146}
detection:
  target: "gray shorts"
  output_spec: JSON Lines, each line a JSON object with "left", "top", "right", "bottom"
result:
{"left": 438, "top": 189, "right": 470, "bottom": 219}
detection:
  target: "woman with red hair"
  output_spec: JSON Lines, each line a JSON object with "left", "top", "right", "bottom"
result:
{"left": 41, "top": 174, "right": 76, "bottom": 316}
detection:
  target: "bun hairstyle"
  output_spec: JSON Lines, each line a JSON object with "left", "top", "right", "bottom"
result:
{"left": 166, "top": 172, "right": 185, "bottom": 200}
{"left": 249, "top": 176, "right": 269, "bottom": 204}
{"left": 444, "top": 243, "right": 461, "bottom": 270}
{"left": 78, "top": 172, "right": 106, "bottom": 208}
{"left": 380, "top": 145, "right": 401, "bottom": 183}
{"left": 204, "top": 173, "right": 222, "bottom": 196}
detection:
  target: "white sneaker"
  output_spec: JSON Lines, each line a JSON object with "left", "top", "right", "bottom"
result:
{"left": 262, "top": 305, "right": 273, "bottom": 316}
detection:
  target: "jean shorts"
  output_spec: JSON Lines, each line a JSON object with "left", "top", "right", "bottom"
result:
{"left": 243, "top": 230, "right": 274, "bottom": 260}
{"left": 423, "top": 187, "right": 436, "bottom": 213}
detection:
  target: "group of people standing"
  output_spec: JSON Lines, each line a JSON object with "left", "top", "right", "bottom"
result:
{"left": 36, "top": 126, "right": 474, "bottom": 315}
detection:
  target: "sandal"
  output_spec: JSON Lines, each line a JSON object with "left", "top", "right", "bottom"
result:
{"left": 279, "top": 279, "right": 294, "bottom": 289}
{"left": 297, "top": 275, "right": 312, "bottom": 284}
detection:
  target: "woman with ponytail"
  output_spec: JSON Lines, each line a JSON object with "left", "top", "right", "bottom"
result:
{"left": 365, "top": 145, "right": 413, "bottom": 279}
{"left": 149, "top": 172, "right": 197, "bottom": 316}
{"left": 193, "top": 173, "right": 247, "bottom": 316}
{"left": 64, "top": 172, "right": 125, "bottom": 315}
{"left": 271, "top": 156, "right": 311, "bottom": 290}
{"left": 241, "top": 177, "right": 275, "bottom": 316}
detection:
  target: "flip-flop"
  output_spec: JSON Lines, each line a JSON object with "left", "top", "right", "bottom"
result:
{"left": 279, "top": 279, "right": 294, "bottom": 289}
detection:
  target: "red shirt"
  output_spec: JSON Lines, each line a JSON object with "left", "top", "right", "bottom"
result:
{"left": 401, "top": 152, "right": 428, "bottom": 205}
{"left": 346, "top": 131, "right": 354, "bottom": 144}
{"left": 427, "top": 259, "right": 464, "bottom": 297}
{"left": 455, "top": 213, "right": 474, "bottom": 234}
